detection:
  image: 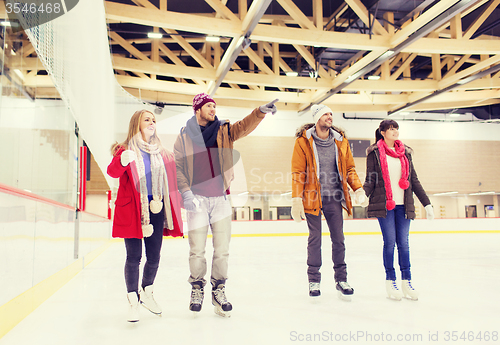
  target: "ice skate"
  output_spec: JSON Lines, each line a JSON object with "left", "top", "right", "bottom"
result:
{"left": 336, "top": 281, "right": 354, "bottom": 301}
{"left": 189, "top": 283, "right": 204, "bottom": 314}
{"left": 212, "top": 282, "right": 232, "bottom": 318}
{"left": 126, "top": 292, "right": 140, "bottom": 322}
{"left": 309, "top": 282, "right": 321, "bottom": 297}
{"left": 402, "top": 280, "right": 419, "bottom": 301}
{"left": 386, "top": 280, "right": 403, "bottom": 301}
{"left": 139, "top": 285, "right": 162, "bottom": 316}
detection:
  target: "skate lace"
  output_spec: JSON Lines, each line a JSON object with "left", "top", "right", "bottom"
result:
{"left": 390, "top": 280, "right": 399, "bottom": 290}
{"left": 309, "top": 282, "right": 320, "bottom": 291}
{"left": 214, "top": 286, "right": 228, "bottom": 304}
{"left": 191, "top": 288, "right": 204, "bottom": 304}
{"left": 406, "top": 281, "right": 415, "bottom": 290}
{"left": 338, "top": 282, "right": 352, "bottom": 290}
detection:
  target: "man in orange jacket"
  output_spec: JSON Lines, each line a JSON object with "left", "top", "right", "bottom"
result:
{"left": 291, "top": 104, "right": 368, "bottom": 300}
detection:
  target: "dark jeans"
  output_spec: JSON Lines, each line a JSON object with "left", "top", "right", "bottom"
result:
{"left": 305, "top": 196, "right": 346, "bottom": 283}
{"left": 377, "top": 205, "right": 411, "bottom": 281}
{"left": 124, "top": 207, "right": 164, "bottom": 293}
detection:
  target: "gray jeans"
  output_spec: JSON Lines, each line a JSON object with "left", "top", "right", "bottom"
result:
{"left": 305, "top": 196, "right": 347, "bottom": 283}
{"left": 187, "top": 194, "right": 232, "bottom": 287}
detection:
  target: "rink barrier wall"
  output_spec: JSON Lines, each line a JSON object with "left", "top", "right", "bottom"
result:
{"left": 0, "top": 185, "right": 111, "bottom": 339}
{"left": 106, "top": 218, "right": 500, "bottom": 241}
{"left": 227, "top": 218, "right": 500, "bottom": 236}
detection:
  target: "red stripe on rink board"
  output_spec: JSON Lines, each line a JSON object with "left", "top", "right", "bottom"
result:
{"left": 0, "top": 182, "right": 75, "bottom": 212}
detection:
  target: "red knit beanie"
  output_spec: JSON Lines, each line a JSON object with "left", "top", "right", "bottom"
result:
{"left": 193, "top": 93, "right": 216, "bottom": 113}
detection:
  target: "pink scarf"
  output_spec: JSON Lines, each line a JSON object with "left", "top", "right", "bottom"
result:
{"left": 377, "top": 139, "right": 410, "bottom": 211}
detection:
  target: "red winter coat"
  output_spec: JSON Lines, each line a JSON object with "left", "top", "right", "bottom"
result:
{"left": 107, "top": 146, "right": 183, "bottom": 239}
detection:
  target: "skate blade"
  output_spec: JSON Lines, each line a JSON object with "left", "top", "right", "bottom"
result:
{"left": 140, "top": 303, "right": 162, "bottom": 316}
{"left": 214, "top": 306, "right": 231, "bottom": 318}
{"left": 386, "top": 295, "right": 402, "bottom": 301}
{"left": 403, "top": 295, "right": 418, "bottom": 301}
{"left": 337, "top": 291, "right": 352, "bottom": 302}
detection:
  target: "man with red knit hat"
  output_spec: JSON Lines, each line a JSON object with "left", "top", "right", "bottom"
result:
{"left": 174, "top": 93, "right": 278, "bottom": 317}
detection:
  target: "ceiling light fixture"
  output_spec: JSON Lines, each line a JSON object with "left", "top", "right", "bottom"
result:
{"left": 286, "top": 71, "right": 298, "bottom": 77}
{"left": 147, "top": 32, "right": 163, "bottom": 39}
{"left": 469, "top": 191, "right": 495, "bottom": 196}
{"left": 367, "top": 75, "right": 380, "bottom": 80}
{"left": 206, "top": 36, "right": 220, "bottom": 42}
{"left": 433, "top": 191, "right": 459, "bottom": 196}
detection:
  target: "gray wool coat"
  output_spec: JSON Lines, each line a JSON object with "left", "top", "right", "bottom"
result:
{"left": 363, "top": 143, "right": 431, "bottom": 219}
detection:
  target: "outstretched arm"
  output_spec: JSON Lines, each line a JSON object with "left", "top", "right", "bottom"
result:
{"left": 228, "top": 99, "right": 279, "bottom": 142}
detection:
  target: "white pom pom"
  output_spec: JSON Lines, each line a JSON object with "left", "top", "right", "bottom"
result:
{"left": 142, "top": 224, "right": 154, "bottom": 237}
{"left": 149, "top": 199, "right": 162, "bottom": 214}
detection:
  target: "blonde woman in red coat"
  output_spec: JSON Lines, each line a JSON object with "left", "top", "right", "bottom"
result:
{"left": 107, "top": 109, "right": 183, "bottom": 322}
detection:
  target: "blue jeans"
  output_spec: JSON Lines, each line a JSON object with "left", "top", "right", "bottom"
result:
{"left": 377, "top": 205, "right": 411, "bottom": 281}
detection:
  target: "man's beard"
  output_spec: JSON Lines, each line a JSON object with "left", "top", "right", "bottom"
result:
{"left": 318, "top": 123, "right": 331, "bottom": 131}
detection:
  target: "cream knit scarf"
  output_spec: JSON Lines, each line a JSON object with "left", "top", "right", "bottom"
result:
{"left": 131, "top": 137, "right": 173, "bottom": 237}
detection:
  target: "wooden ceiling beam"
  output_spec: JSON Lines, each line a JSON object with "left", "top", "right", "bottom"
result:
{"left": 439, "top": 54, "right": 500, "bottom": 88}
{"left": 344, "top": 0, "right": 388, "bottom": 36}
{"left": 275, "top": 0, "right": 316, "bottom": 30}
{"left": 390, "top": 0, "right": 461, "bottom": 46}
{"left": 205, "top": 0, "right": 241, "bottom": 22}
{"left": 463, "top": 0, "right": 500, "bottom": 39}
{"left": 109, "top": 31, "right": 150, "bottom": 61}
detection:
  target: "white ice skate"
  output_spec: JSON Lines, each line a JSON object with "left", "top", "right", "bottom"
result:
{"left": 139, "top": 285, "right": 162, "bottom": 316}
{"left": 402, "top": 280, "right": 419, "bottom": 301}
{"left": 127, "top": 292, "right": 140, "bottom": 322}
{"left": 386, "top": 280, "right": 403, "bottom": 301}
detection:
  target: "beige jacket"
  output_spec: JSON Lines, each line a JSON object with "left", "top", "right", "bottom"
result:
{"left": 174, "top": 108, "right": 266, "bottom": 193}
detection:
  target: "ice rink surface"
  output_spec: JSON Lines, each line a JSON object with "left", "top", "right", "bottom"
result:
{"left": 1, "top": 230, "right": 499, "bottom": 345}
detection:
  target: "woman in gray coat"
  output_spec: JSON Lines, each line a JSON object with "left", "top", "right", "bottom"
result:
{"left": 363, "top": 119, "right": 434, "bottom": 301}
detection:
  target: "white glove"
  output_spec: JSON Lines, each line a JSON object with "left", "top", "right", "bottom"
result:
{"left": 259, "top": 98, "right": 279, "bottom": 115}
{"left": 182, "top": 190, "right": 197, "bottom": 212}
{"left": 425, "top": 204, "right": 434, "bottom": 220}
{"left": 142, "top": 224, "right": 154, "bottom": 238}
{"left": 120, "top": 150, "right": 137, "bottom": 166}
{"left": 354, "top": 188, "right": 369, "bottom": 207}
{"left": 291, "top": 197, "right": 305, "bottom": 223}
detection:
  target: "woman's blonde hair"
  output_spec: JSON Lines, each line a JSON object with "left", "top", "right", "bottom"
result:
{"left": 111, "top": 109, "right": 164, "bottom": 155}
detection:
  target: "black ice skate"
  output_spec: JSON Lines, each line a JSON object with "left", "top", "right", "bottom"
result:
{"left": 212, "top": 281, "right": 232, "bottom": 318}
{"left": 309, "top": 282, "right": 321, "bottom": 297}
{"left": 189, "top": 283, "right": 204, "bottom": 313}
{"left": 336, "top": 281, "right": 354, "bottom": 301}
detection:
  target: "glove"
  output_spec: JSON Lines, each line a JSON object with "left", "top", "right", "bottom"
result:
{"left": 142, "top": 224, "right": 154, "bottom": 238}
{"left": 120, "top": 150, "right": 137, "bottom": 167}
{"left": 182, "top": 190, "right": 197, "bottom": 212}
{"left": 425, "top": 204, "right": 434, "bottom": 220}
{"left": 354, "top": 188, "right": 369, "bottom": 207}
{"left": 259, "top": 98, "right": 279, "bottom": 115}
{"left": 291, "top": 197, "right": 305, "bottom": 223}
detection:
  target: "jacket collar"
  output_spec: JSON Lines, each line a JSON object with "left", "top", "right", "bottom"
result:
{"left": 305, "top": 126, "right": 343, "bottom": 142}
{"left": 366, "top": 142, "right": 414, "bottom": 155}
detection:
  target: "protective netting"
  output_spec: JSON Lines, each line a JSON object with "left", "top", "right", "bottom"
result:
{"left": 13, "top": 0, "right": 145, "bottom": 189}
